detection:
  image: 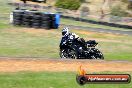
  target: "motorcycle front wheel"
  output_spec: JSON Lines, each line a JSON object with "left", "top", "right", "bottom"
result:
{"left": 60, "top": 49, "right": 78, "bottom": 59}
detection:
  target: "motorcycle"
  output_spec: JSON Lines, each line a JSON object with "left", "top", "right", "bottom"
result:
{"left": 59, "top": 35, "right": 104, "bottom": 59}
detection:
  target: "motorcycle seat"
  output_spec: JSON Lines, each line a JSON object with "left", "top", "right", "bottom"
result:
{"left": 86, "top": 40, "right": 98, "bottom": 47}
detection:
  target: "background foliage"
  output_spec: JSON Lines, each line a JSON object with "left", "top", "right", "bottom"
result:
{"left": 55, "top": 0, "right": 81, "bottom": 10}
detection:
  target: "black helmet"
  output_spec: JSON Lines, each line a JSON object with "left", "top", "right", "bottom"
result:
{"left": 62, "top": 27, "right": 69, "bottom": 37}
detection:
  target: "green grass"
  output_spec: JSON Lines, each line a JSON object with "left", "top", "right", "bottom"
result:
{"left": 101, "top": 42, "right": 132, "bottom": 60}
{"left": 0, "top": 21, "right": 15, "bottom": 29}
{"left": 0, "top": 28, "right": 131, "bottom": 60}
{"left": 0, "top": 29, "right": 61, "bottom": 58}
{"left": 0, "top": 71, "right": 131, "bottom": 88}
{"left": 61, "top": 18, "right": 132, "bottom": 31}
{"left": 0, "top": 0, "right": 13, "bottom": 12}
{"left": 0, "top": 0, "right": 15, "bottom": 29}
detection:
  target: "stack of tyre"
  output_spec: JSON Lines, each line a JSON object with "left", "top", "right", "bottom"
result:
{"left": 13, "top": 10, "right": 24, "bottom": 26}
{"left": 41, "top": 13, "right": 51, "bottom": 29}
{"left": 32, "top": 12, "right": 43, "bottom": 28}
{"left": 20, "top": 0, "right": 46, "bottom": 3}
{"left": 22, "top": 11, "right": 34, "bottom": 27}
{"left": 12, "top": 10, "right": 60, "bottom": 29}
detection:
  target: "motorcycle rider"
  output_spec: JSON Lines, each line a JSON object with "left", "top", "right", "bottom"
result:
{"left": 61, "top": 27, "right": 86, "bottom": 47}
{"left": 62, "top": 27, "right": 79, "bottom": 39}
{"left": 60, "top": 27, "right": 104, "bottom": 59}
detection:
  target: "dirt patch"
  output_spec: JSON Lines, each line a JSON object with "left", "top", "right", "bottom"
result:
{"left": 0, "top": 58, "right": 132, "bottom": 72}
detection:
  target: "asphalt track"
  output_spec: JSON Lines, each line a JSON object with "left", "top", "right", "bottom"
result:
{"left": 61, "top": 24, "right": 132, "bottom": 36}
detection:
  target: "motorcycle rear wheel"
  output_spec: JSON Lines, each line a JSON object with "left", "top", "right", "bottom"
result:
{"left": 91, "top": 48, "right": 104, "bottom": 60}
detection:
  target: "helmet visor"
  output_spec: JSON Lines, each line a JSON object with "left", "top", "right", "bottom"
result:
{"left": 62, "top": 31, "right": 66, "bottom": 36}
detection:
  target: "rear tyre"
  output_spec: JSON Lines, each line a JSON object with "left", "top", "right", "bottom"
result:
{"left": 98, "top": 51, "right": 104, "bottom": 60}
{"left": 91, "top": 48, "right": 104, "bottom": 60}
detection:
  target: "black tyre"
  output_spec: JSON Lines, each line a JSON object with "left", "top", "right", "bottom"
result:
{"left": 41, "top": 20, "right": 50, "bottom": 24}
{"left": 13, "top": 13, "right": 23, "bottom": 17}
{"left": 60, "top": 49, "right": 78, "bottom": 59}
{"left": 68, "top": 49, "right": 78, "bottom": 59}
{"left": 91, "top": 48, "right": 104, "bottom": 60}
{"left": 32, "top": 24, "right": 40, "bottom": 27}
{"left": 23, "top": 22, "right": 30, "bottom": 25}
{"left": 42, "top": 20, "right": 51, "bottom": 23}
{"left": 23, "top": 24, "right": 30, "bottom": 27}
{"left": 32, "top": 26, "right": 40, "bottom": 28}
{"left": 97, "top": 51, "right": 104, "bottom": 59}
{"left": 29, "top": 19, "right": 34, "bottom": 22}
{"left": 24, "top": 12, "right": 33, "bottom": 16}
{"left": 23, "top": 16, "right": 30, "bottom": 20}
{"left": 13, "top": 22, "right": 21, "bottom": 25}
{"left": 42, "top": 14, "right": 50, "bottom": 17}
{"left": 22, "top": 18, "right": 29, "bottom": 21}
{"left": 33, "top": 18, "right": 41, "bottom": 20}
{"left": 32, "top": 20, "right": 41, "bottom": 23}
{"left": 34, "top": 15, "right": 41, "bottom": 17}
{"left": 40, "top": 23, "right": 50, "bottom": 29}
{"left": 40, "top": 26, "right": 50, "bottom": 29}
{"left": 41, "top": 17, "right": 50, "bottom": 21}
{"left": 14, "top": 17, "right": 22, "bottom": 20}
{"left": 60, "top": 49, "right": 69, "bottom": 59}
{"left": 41, "top": 24, "right": 50, "bottom": 26}
{"left": 33, "top": 16, "right": 41, "bottom": 20}
{"left": 13, "top": 19, "right": 21, "bottom": 22}
{"left": 32, "top": 23, "right": 41, "bottom": 26}
{"left": 41, "top": 21, "right": 51, "bottom": 26}
{"left": 14, "top": 13, "right": 23, "bottom": 17}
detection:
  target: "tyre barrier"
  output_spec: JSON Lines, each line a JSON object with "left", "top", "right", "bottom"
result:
{"left": 61, "top": 15, "right": 132, "bottom": 29}
{"left": 12, "top": 10, "right": 60, "bottom": 29}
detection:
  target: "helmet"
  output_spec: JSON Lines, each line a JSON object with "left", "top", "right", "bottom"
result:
{"left": 62, "top": 27, "right": 69, "bottom": 37}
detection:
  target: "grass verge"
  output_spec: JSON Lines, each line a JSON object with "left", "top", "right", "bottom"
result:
{"left": 0, "top": 71, "right": 131, "bottom": 88}
{"left": 0, "top": 28, "right": 131, "bottom": 60}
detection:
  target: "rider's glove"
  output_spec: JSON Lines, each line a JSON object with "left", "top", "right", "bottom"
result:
{"left": 72, "top": 33, "right": 79, "bottom": 39}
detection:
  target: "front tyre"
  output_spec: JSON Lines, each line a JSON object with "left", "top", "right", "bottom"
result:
{"left": 68, "top": 49, "right": 78, "bottom": 59}
{"left": 60, "top": 49, "right": 78, "bottom": 59}
{"left": 60, "top": 49, "right": 68, "bottom": 59}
